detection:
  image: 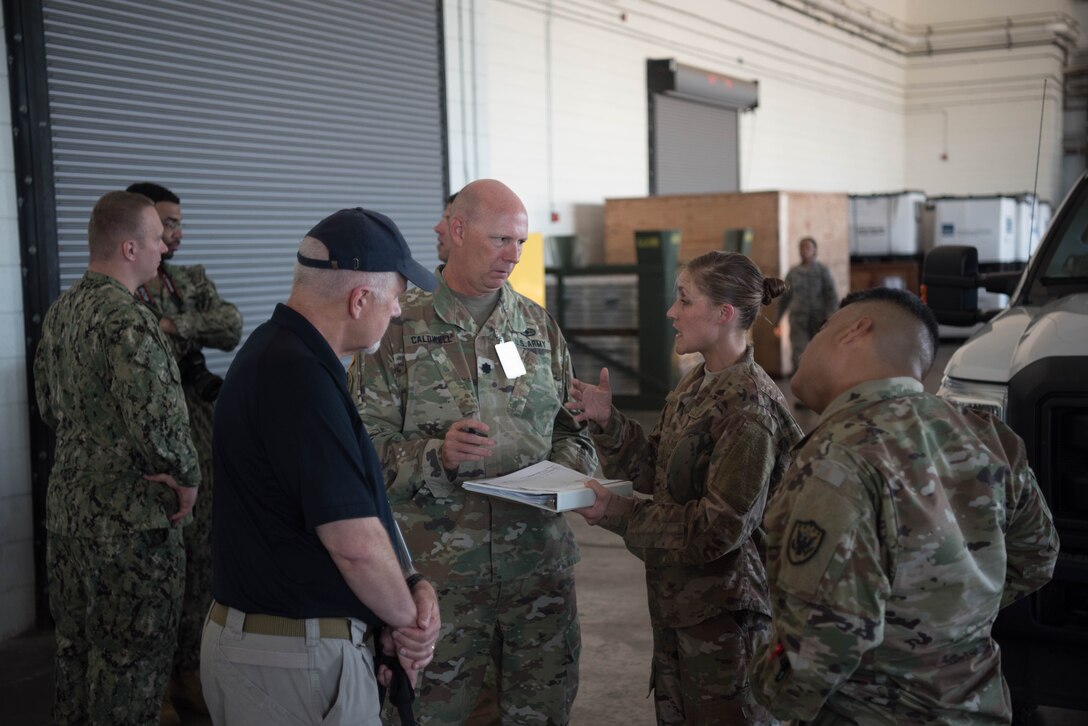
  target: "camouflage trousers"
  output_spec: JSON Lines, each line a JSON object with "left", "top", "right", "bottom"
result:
{"left": 401, "top": 569, "right": 581, "bottom": 726}
{"left": 787, "top": 315, "right": 822, "bottom": 373}
{"left": 48, "top": 528, "right": 185, "bottom": 725}
{"left": 651, "top": 609, "right": 778, "bottom": 726}
{"left": 173, "top": 392, "right": 214, "bottom": 676}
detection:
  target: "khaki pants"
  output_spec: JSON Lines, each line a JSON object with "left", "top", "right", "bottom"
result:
{"left": 200, "top": 605, "right": 378, "bottom": 725}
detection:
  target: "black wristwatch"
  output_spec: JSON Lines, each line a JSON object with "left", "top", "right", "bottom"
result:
{"left": 406, "top": 573, "right": 426, "bottom": 591}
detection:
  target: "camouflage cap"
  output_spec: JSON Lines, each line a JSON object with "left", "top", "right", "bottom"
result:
{"left": 299, "top": 207, "right": 437, "bottom": 291}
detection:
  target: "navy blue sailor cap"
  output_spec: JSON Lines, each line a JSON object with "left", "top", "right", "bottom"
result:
{"left": 298, "top": 207, "right": 437, "bottom": 292}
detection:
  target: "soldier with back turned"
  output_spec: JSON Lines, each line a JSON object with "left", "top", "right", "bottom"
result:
{"left": 35, "top": 190, "right": 200, "bottom": 725}
{"left": 751, "top": 287, "right": 1059, "bottom": 724}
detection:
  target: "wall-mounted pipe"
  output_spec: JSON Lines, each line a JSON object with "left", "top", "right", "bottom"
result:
{"left": 769, "top": 0, "right": 1078, "bottom": 57}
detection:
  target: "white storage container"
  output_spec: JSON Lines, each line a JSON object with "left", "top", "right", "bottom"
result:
{"left": 1034, "top": 200, "right": 1052, "bottom": 258}
{"left": 848, "top": 191, "right": 927, "bottom": 256}
{"left": 1016, "top": 195, "right": 1052, "bottom": 261}
{"left": 932, "top": 196, "right": 1018, "bottom": 264}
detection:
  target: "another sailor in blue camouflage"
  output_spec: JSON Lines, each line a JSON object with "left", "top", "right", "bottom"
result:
{"left": 358, "top": 179, "right": 596, "bottom": 725}
{"left": 35, "top": 191, "right": 200, "bottom": 726}
{"left": 569, "top": 252, "right": 801, "bottom": 725}
{"left": 752, "top": 287, "right": 1058, "bottom": 725}
{"left": 127, "top": 182, "right": 242, "bottom": 710}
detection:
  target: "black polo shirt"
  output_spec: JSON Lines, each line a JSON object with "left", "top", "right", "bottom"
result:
{"left": 211, "top": 303, "right": 400, "bottom": 624}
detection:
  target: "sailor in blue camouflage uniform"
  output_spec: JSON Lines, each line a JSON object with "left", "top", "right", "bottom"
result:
{"left": 751, "top": 287, "right": 1059, "bottom": 724}
{"left": 126, "top": 182, "right": 242, "bottom": 721}
{"left": 35, "top": 190, "right": 200, "bottom": 726}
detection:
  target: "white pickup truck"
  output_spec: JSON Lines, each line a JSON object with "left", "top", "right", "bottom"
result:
{"left": 923, "top": 171, "right": 1088, "bottom": 720}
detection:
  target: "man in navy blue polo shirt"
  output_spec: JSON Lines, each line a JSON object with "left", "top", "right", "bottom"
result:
{"left": 201, "top": 208, "right": 440, "bottom": 726}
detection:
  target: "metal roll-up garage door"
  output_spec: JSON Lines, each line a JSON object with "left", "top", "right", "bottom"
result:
{"left": 653, "top": 95, "right": 739, "bottom": 195}
{"left": 647, "top": 59, "right": 758, "bottom": 196}
{"left": 42, "top": 0, "right": 446, "bottom": 372}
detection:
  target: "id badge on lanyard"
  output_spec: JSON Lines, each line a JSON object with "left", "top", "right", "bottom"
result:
{"left": 495, "top": 337, "right": 526, "bottom": 378}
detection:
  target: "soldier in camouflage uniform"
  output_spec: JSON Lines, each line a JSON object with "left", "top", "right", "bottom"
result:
{"left": 568, "top": 252, "right": 801, "bottom": 725}
{"left": 774, "top": 236, "right": 838, "bottom": 375}
{"left": 126, "top": 182, "right": 242, "bottom": 719}
{"left": 34, "top": 190, "right": 201, "bottom": 726}
{"left": 357, "top": 179, "right": 597, "bottom": 725}
{"left": 751, "top": 287, "right": 1059, "bottom": 724}
{"left": 434, "top": 190, "right": 458, "bottom": 263}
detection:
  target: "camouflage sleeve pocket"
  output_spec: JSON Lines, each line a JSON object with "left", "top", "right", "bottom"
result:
{"left": 775, "top": 460, "right": 865, "bottom": 600}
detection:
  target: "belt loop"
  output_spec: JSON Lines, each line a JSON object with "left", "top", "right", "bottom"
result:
{"left": 305, "top": 617, "right": 321, "bottom": 647}
{"left": 224, "top": 605, "right": 247, "bottom": 642}
{"left": 349, "top": 618, "right": 368, "bottom": 648}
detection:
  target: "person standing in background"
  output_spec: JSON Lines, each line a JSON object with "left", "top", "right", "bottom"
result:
{"left": 774, "top": 236, "right": 837, "bottom": 380}
{"left": 434, "top": 191, "right": 458, "bottom": 264}
{"left": 35, "top": 190, "right": 200, "bottom": 725}
{"left": 125, "top": 182, "right": 242, "bottom": 724}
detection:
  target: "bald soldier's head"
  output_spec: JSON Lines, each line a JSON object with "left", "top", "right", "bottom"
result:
{"left": 443, "top": 179, "right": 529, "bottom": 296}
{"left": 790, "top": 287, "right": 939, "bottom": 413}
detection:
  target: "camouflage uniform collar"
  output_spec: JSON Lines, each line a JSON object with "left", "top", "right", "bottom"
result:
{"left": 85, "top": 269, "right": 131, "bottom": 294}
{"left": 817, "top": 376, "right": 924, "bottom": 426}
{"left": 672, "top": 344, "right": 757, "bottom": 405}
{"left": 432, "top": 271, "right": 515, "bottom": 333}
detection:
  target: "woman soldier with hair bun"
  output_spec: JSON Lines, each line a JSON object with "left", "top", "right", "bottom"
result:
{"left": 567, "top": 251, "right": 802, "bottom": 725}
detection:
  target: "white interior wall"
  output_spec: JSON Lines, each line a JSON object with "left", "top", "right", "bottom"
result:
{"left": 445, "top": 1, "right": 491, "bottom": 193}
{"left": 905, "top": 56, "right": 1064, "bottom": 202}
{"left": 444, "top": 0, "right": 1075, "bottom": 244}
{"left": 471, "top": 0, "right": 909, "bottom": 242}
{"left": 908, "top": 0, "right": 1070, "bottom": 24}
{"left": 0, "top": 13, "right": 36, "bottom": 640}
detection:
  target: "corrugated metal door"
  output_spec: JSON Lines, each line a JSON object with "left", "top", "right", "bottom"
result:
{"left": 652, "top": 95, "right": 738, "bottom": 195}
{"left": 42, "top": 0, "right": 446, "bottom": 372}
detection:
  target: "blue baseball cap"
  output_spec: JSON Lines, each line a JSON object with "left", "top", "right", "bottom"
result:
{"left": 299, "top": 208, "right": 437, "bottom": 292}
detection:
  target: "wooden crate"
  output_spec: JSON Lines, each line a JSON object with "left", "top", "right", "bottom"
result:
{"left": 849, "top": 258, "right": 921, "bottom": 295}
{"left": 603, "top": 191, "right": 849, "bottom": 377}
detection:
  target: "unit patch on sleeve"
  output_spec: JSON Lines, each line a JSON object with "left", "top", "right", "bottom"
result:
{"left": 787, "top": 520, "right": 826, "bottom": 565}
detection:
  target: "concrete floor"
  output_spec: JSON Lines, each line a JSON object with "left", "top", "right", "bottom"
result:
{"left": 2, "top": 514, "right": 1085, "bottom": 725}
{"left": 2, "top": 346, "right": 1086, "bottom": 724}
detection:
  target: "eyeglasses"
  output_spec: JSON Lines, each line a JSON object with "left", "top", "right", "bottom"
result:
{"left": 163, "top": 218, "right": 183, "bottom": 230}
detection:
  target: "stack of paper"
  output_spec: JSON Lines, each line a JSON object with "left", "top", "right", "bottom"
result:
{"left": 463, "top": 461, "right": 633, "bottom": 512}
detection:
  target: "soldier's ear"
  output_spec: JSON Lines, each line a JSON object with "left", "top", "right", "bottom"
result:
{"left": 838, "top": 314, "right": 872, "bottom": 345}
{"left": 119, "top": 238, "right": 138, "bottom": 262}
{"left": 449, "top": 215, "right": 466, "bottom": 246}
